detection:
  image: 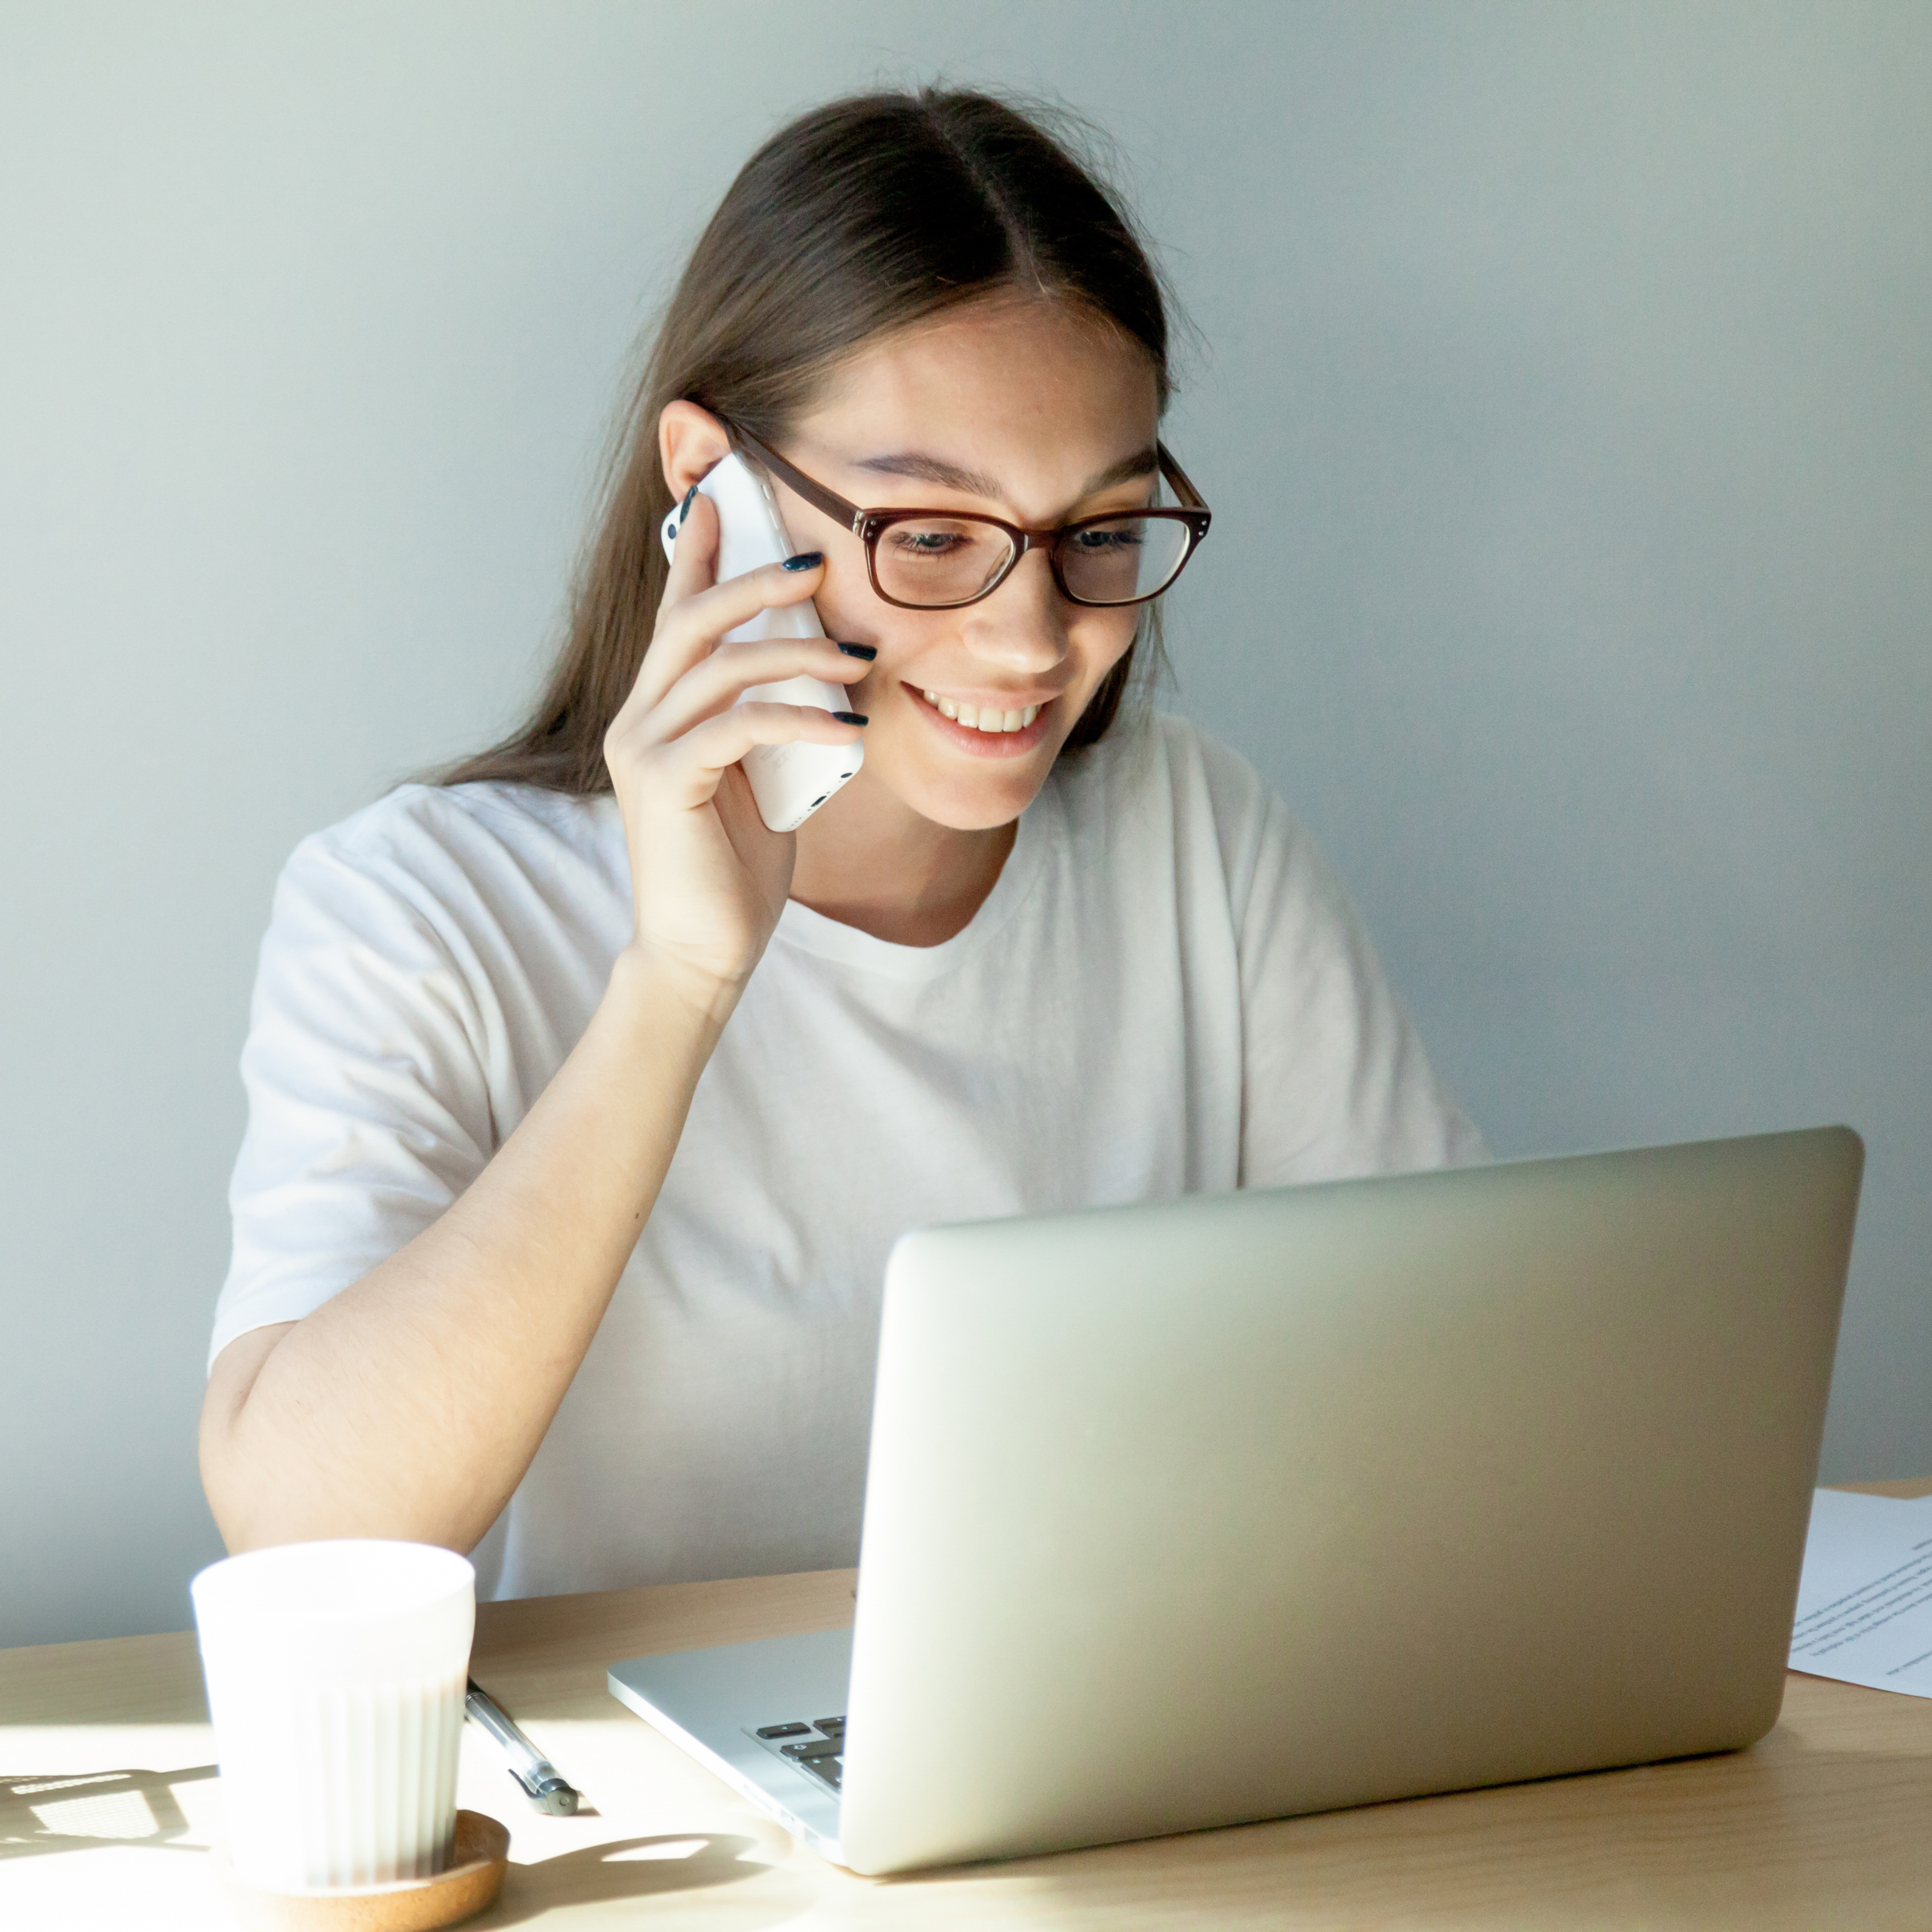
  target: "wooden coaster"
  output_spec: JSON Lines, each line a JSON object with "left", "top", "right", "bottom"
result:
{"left": 211, "top": 1809, "right": 510, "bottom": 1930}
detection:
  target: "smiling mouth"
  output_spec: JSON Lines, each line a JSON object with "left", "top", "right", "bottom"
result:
{"left": 916, "top": 690, "right": 1043, "bottom": 734}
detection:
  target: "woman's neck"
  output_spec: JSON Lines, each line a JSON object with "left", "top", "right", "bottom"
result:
{"left": 789, "top": 778, "right": 1017, "bottom": 948}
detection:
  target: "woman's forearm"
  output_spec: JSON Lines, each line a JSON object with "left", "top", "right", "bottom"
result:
{"left": 198, "top": 946, "right": 737, "bottom": 1554}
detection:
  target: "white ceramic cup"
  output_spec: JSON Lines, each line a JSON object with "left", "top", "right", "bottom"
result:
{"left": 191, "top": 1540, "right": 475, "bottom": 1890}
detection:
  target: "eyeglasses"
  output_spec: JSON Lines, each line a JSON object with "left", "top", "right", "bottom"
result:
{"left": 728, "top": 424, "right": 1211, "bottom": 611}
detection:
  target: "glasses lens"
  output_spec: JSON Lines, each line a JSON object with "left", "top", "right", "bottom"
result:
{"left": 872, "top": 518, "right": 1019, "bottom": 608}
{"left": 1056, "top": 515, "right": 1192, "bottom": 605}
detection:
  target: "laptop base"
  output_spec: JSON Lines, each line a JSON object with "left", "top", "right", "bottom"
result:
{"left": 609, "top": 1628, "right": 854, "bottom": 1861}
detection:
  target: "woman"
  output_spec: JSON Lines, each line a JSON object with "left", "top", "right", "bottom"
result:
{"left": 200, "top": 88, "right": 1482, "bottom": 1599}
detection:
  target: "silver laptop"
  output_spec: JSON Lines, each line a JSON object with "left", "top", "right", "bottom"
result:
{"left": 609, "top": 1127, "right": 1862, "bottom": 1875}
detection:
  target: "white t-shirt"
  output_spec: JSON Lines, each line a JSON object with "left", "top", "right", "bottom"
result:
{"left": 213, "top": 712, "right": 1483, "bottom": 1601}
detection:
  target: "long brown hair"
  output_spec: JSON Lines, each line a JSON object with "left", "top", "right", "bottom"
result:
{"left": 441, "top": 88, "right": 1177, "bottom": 795}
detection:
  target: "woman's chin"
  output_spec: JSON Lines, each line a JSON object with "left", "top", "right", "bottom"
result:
{"left": 867, "top": 742, "right": 1057, "bottom": 832}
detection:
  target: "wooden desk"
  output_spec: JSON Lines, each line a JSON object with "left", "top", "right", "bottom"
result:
{"left": 5, "top": 1479, "right": 1930, "bottom": 1930}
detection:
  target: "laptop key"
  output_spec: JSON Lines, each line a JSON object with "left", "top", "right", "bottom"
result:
{"left": 755, "top": 1722, "right": 811, "bottom": 1740}
{"left": 813, "top": 1716, "right": 846, "bottom": 1737}
{"left": 794, "top": 1754, "right": 842, "bottom": 1792}
{"left": 780, "top": 1736, "right": 841, "bottom": 1760}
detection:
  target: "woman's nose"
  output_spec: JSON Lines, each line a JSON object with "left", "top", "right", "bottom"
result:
{"left": 958, "top": 549, "right": 1068, "bottom": 672}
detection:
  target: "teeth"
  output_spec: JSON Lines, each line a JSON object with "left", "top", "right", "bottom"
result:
{"left": 918, "top": 690, "right": 1044, "bottom": 731}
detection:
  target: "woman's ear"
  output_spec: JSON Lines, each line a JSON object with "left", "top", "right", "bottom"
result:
{"left": 659, "top": 401, "right": 734, "bottom": 500}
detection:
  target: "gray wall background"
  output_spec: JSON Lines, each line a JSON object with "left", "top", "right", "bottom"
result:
{"left": 4, "top": 2, "right": 1927, "bottom": 1645}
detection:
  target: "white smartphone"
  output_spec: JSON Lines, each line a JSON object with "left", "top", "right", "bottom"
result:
{"left": 660, "top": 454, "right": 864, "bottom": 833}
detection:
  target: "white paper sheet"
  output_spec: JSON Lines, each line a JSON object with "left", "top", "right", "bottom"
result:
{"left": 1788, "top": 1488, "right": 1932, "bottom": 1698}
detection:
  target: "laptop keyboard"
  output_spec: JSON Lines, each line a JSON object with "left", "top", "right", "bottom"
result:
{"left": 751, "top": 1715, "right": 846, "bottom": 1792}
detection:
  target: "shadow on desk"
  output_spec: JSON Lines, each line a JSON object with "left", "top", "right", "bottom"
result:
{"left": 2, "top": 1770, "right": 780, "bottom": 1921}
{"left": 484, "top": 1834, "right": 771, "bottom": 1923}
{"left": 2, "top": 1765, "right": 217, "bottom": 1860}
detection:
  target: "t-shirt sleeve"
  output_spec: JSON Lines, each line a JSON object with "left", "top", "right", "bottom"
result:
{"left": 1200, "top": 743, "right": 1487, "bottom": 1185}
{"left": 208, "top": 829, "right": 498, "bottom": 1371}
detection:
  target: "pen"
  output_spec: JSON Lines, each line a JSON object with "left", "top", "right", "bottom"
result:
{"left": 465, "top": 1678, "right": 582, "bottom": 1815}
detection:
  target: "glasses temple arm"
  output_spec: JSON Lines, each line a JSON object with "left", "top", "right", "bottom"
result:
{"left": 1156, "top": 442, "right": 1208, "bottom": 513}
{"left": 730, "top": 426, "right": 869, "bottom": 535}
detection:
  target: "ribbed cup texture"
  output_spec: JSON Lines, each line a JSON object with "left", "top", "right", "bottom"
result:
{"left": 215, "top": 1666, "right": 466, "bottom": 1887}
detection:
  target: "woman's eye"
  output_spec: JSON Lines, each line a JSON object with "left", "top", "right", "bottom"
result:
{"left": 892, "top": 529, "right": 968, "bottom": 557}
{"left": 1070, "top": 525, "right": 1146, "bottom": 553}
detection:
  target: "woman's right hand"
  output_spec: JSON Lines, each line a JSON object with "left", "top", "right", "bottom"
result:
{"left": 601, "top": 491, "right": 866, "bottom": 1008}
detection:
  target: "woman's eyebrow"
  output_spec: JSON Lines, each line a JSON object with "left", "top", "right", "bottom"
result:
{"left": 853, "top": 445, "right": 1160, "bottom": 499}
{"left": 854, "top": 452, "right": 1004, "bottom": 495}
{"left": 1084, "top": 446, "right": 1160, "bottom": 491}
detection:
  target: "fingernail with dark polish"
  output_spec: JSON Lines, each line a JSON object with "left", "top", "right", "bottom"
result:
{"left": 833, "top": 711, "right": 869, "bottom": 726}
{"left": 678, "top": 483, "right": 698, "bottom": 524}
{"left": 836, "top": 641, "right": 878, "bottom": 660}
{"left": 782, "top": 551, "right": 824, "bottom": 572}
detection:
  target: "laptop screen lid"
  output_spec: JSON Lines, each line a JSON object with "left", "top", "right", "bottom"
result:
{"left": 834, "top": 1127, "right": 1861, "bottom": 1874}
